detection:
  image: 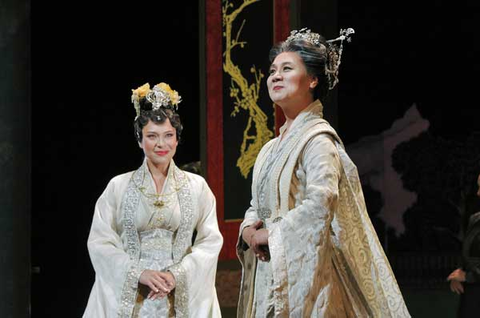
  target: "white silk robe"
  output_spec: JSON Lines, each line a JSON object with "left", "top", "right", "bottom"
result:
{"left": 237, "top": 101, "right": 411, "bottom": 317}
{"left": 83, "top": 160, "right": 223, "bottom": 318}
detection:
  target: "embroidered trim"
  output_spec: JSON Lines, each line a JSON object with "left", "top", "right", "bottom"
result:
{"left": 268, "top": 115, "right": 323, "bottom": 219}
{"left": 118, "top": 264, "right": 142, "bottom": 318}
{"left": 170, "top": 165, "right": 193, "bottom": 317}
{"left": 277, "top": 120, "right": 335, "bottom": 217}
{"left": 168, "top": 263, "right": 188, "bottom": 317}
{"left": 266, "top": 220, "right": 290, "bottom": 316}
{"left": 118, "top": 168, "right": 143, "bottom": 318}
{"left": 140, "top": 229, "right": 174, "bottom": 254}
{"left": 337, "top": 147, "right": 410, "bottom": 316}
{"left": 172, "top": 166, "right": 194, "bottom": 261}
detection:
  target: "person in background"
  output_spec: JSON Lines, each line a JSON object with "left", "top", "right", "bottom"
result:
{"left": 447, "top": 172, "right": 480, "bottom": 317}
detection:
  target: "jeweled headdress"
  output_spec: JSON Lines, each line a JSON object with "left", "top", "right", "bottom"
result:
{"left": 286, "top": 27, "right": 355, "bottom": 49}
{"left": 285, "top": 28, "right": 322, "bottom": 46}
{"left": 131, "top": 82, "right": 182, "bottom": 118}
{"left": 286, "top": 27, "right": 355, "bottom": 89}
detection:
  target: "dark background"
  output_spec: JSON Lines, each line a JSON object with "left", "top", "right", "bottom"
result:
{"left": 3, "top": 0, "right": 476, "bottom": 316}
{"left": 338, "top": 0, "right": 479, "bottom": 144}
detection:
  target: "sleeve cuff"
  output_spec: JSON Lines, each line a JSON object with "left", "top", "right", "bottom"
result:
{"left": 168, "top": 263, "right": 189, "bottom": 317}
{"left": 118, "top": 263, "right": 142, "bottom": 318}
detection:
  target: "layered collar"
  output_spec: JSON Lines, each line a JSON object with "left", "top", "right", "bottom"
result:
{"left": 278, "top": 99, "right": 324, "bottom": 136}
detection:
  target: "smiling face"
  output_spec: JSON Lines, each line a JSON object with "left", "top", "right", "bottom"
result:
{"left": 267, "top": 51, "right": 317, "bottom": 111}
{"left": 139, "top": 119, "right": 178, "bottom": 169}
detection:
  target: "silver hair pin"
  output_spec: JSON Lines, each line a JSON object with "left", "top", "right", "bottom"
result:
{"left": 327, "top": 28, "right": 355, "bottom": 44}
{"left": 327, "top": 28, "right": 355, "bottom": 89}
{"left": 146, "top": 86, "right": 173, "bottom": 111}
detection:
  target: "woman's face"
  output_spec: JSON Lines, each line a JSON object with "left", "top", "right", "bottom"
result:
{"left": 139, "top": 119, "right": 178, "bottom": 168}
{"left": 267, "top": 51, "right": 316, "bottom": 107}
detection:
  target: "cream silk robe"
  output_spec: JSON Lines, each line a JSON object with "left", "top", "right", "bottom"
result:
{"left": 83, "top": 160, "right": 223, "bottom": 318}
{"left": 237, "top": 100, "right": 411, "bottom": 317}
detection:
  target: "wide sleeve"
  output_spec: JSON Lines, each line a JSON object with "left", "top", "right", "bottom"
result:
{"left": 237, "top": 139, "right": 277, "bottom": 252}
{"left": 87, "top": 176, "right": 141, "bottom": 303}
{"left": 168, "top": 176, "right": 223, "bottom": 317}
{"left": 236, "top": 199, "right": 259, "bottom": 251}
{"left": 267, "top": 134, "right": 341, "bottom": 315}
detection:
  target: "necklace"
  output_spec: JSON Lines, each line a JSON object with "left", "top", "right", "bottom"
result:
{"left": 132, "top": 165, "right": 187, "bottom": 209}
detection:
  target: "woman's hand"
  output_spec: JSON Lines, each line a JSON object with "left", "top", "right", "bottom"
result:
{"left": 140, "top": 270, "right": 176, "bottom": 300}
{"left": 251, "top": 228, "right": 270, "bottom": 262}
{"left": 242, "top": 220, "right": 263, "bottom": 247}
{"left": 242, "top": 220, "right": 270, "bottom": 261}
{"left": 447, "top": 268, "right": 466, "bottom": 295}
{"left": 447, "top": 268, "right": 466, "bottom": 282}
{"left": 450, "top": 280, "right": 464, "bottom": 294}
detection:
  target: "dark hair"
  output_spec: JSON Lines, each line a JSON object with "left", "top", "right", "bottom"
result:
{"left": 133, "top": 97, "right": 183, "bottom": 142}
{"left": 269, "top": 36, "right": 340, "bottom": 102}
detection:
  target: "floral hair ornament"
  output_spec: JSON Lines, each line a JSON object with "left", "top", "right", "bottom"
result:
{"left": 131, "top": 82, "right": 182, "bottom": 118}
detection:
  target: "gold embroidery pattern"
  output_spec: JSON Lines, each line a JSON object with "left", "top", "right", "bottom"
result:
{"left": 336, "top": 158, "right": 410, "bottom": 317}
{"left": 170, "top": 166, "right": 194, "bottom": 317}
{"left": 118, "top": 170, "right": 143, "bottom": 318}
{"left": 222, "top": 0, "right": 274, "bottom": 178}
{"left": 140, "top": 229, "right": 174, "bottom": 253}
{"left": 168, "top": 263, "right": 188, "bottom": 318}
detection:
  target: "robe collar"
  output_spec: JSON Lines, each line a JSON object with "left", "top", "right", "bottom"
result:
{"left": 278, "top": 99, "right": 324, "bottom": 136}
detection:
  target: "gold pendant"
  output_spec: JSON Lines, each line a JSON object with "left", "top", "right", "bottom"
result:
{"left": 153, "top": 200, "right": 164, "bottom": 208}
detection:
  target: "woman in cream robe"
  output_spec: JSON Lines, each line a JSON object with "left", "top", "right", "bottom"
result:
{"left": 84, "top": 82, "right": 223, "bottom": 317}
{"left": 237, "top": 29, "right": 410, "bottom": 317}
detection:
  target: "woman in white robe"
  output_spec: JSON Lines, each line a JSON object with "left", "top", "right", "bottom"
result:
{"left": 237, "top": 29, "right": 411, "bottom": 317}
{"left": 83, "top": 82, "right": 223, "bottom": 318}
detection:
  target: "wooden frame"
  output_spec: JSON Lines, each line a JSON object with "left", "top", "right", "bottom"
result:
{"left": 203, "top": 0, "right": 290, "bottom": 260}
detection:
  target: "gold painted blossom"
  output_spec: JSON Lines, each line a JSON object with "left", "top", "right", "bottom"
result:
{"left": 223, "top": 0, "right": 273, "bottom": 178}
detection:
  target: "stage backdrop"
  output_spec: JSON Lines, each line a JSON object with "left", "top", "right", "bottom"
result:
{"left": 202, "top": 0, "right": 289, "bottom": 260}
